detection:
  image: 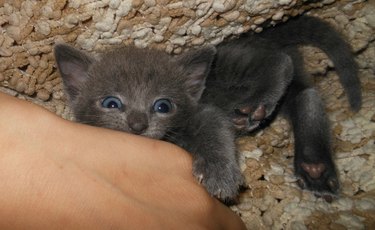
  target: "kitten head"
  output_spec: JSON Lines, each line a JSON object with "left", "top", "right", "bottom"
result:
{"left": 54, "top": 44, "right": 216, "bottom": 139}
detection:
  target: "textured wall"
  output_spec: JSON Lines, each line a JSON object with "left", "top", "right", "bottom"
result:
{"left": 1, "top": 0, "right": 336, "bottom": 103}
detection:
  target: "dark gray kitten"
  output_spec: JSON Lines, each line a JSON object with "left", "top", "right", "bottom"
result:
{"left": 54, "top": 44, "right": 243, "bottom": 202}
{"left": 55, "top": 15, "right": 361, "bottom": 202}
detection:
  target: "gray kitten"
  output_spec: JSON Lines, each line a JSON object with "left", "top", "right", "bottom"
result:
{"left": 54, "top": 45, "right": 243, "bottom": 202}
{"left": 55, "top": 15, "right": 361, "bottom": 203}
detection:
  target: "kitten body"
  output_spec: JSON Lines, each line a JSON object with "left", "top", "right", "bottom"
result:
{"left": 202, "top": 15, "right": 361, "bottom": 199}
{"left": 55, "top": 15, "right": 361, "bottom": 202}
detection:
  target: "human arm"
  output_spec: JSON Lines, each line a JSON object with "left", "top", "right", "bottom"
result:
{"left": 0, "top": 92, "right": 245, "bottom": 229}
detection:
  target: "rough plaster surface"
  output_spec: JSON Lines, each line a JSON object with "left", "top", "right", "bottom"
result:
{"left": 1, "top": 0, "right": 374, "bottom": 229}
{"left": 1, "top": 0, "right": 336, "bottom": 102}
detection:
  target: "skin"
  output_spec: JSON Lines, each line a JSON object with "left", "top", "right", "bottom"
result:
{"left": 0, "top": 92, "right": 245, "bottom": 229}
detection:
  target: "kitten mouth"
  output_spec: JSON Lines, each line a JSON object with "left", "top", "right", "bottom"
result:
{"left": 140, "top": 131, "right": 165, "bottom": 140}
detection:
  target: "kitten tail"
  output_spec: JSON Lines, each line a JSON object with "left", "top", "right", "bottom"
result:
{"left": 258, "top": 15, "right": 362, "bottom": 111}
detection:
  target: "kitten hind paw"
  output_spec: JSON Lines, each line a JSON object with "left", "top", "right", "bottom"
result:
{"left": 296, "top": 161, "right": 340, "bottom": 202}
{"left": 301, "top": 162, "right": 326, "bottom": 179}
{"left": 233, "top": 104, "right": 267, "bottom": 132}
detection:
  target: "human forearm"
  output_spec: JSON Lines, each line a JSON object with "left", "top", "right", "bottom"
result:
{"left": 0, "top": 92, "right": 245, "bottom": 229}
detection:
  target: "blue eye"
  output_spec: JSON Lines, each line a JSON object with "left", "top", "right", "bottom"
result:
{"left": 153, "top": 99, "right": 173, "bottom": 113}
{"left": 102, "top": 96, "right": 123, "bottom": 109}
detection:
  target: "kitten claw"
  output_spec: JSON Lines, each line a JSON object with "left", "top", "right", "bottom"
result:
{"left": 328, "top": 178, "right": 339, "bottom": 192}
{"left": 297, "top": 178, "right": 306, "bottom": 189}
{"left": 215, "top": 189, "right": 222, "bottom": 199}
{"left": 196, "top": 174, "right": 204, "bottom": 184}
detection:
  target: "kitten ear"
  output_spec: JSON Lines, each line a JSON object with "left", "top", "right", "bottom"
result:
{"left": 54, "top": 44, "right": 94, "bottom": 101}
{"left": 176, "top": 46, "right": 216, "bottom": 103}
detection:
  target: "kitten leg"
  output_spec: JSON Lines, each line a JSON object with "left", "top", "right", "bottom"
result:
{"left": 231, "top": 52, "right": 293, "bottom": 133}
{"left": 283, "top": 87, "right": 339, "bottom": 201}
{"left": 175, "top": 105, "right": 244, "bottom": 203}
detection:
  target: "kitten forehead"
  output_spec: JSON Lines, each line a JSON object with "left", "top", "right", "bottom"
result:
{"left": 98, "top": 47, "right": 176, "bottom": 74}
{"left": 84, "top": 47, "right": 187, "bottom": 106}
{"left": 90, "top": 47, "right": 182, "bottom": 87}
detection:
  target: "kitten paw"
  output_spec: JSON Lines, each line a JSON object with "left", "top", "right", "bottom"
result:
{"left": 301, "top": 162, "right": 326, "bottom": 179}
{"left": 233, "top": 104, "right": 267, "bottom": 132}
{"left": 296, "top": 161, "right": 339, "bottom": 202}
{"left": 192, "top": 159, "right": 244, "bottom": 203}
